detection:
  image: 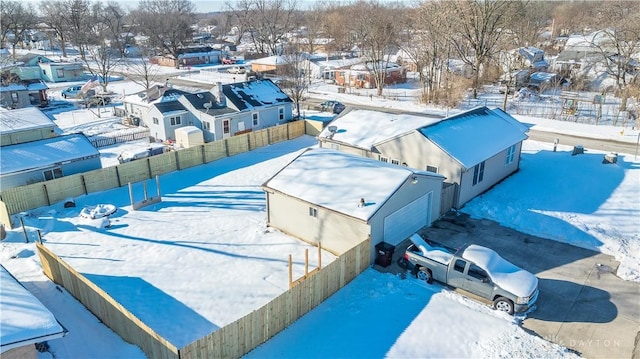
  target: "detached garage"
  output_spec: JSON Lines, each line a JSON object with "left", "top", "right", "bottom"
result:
{"left": 263, "top": 148, "right": 444, "bottom": 263}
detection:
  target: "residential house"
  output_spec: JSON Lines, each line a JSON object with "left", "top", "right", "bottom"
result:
{"left": 248, "top": 55, "right": 288, "bottom": 74}
{"left": 0, "top": 79, "right": 49, "bottom": 109}
{"left": 0, "top": 133, "right": 101, "bottom": 191}
{"left": 8, "top": 54, "right": 84, "bottom": 83}
{"left": 335, "top": 61, "right": 407, "bottom": 89}
{"left": 0, "top": 107, "right": 58, "bottom": 146}
{"left": 263, "top": 148, "right": 444, "bottom": 261}
{"left": 301, "top": 56, "right": 362, "bottom": 81}
{"left": 318, "top": 106, "right": 529, "bottom": 210}
{"left": 122, "top": 79, "right": 293, "bottom": 142}
{"left": 151, "top": 46, "right": 221, "bottom": 68}
{"left": 518, "top": 47, "right": 548, "bottom": 71}
{"left": 0, "top": 265, "right": 67, "bottom": 359}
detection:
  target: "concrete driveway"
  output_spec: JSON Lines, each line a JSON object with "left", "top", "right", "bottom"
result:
{"left": 378, "top": 212, "right": 640, "bottom": 359}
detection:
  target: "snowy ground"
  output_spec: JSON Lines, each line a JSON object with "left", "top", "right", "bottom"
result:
{"left": 1, "top": 60, "right": 638, "bottom": 358}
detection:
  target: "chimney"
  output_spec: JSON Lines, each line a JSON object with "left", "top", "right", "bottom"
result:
{"left": 216, "top": 82, "right": 226, "bottom": 106}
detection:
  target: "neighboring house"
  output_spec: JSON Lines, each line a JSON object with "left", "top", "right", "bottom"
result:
{"left": 0, "top": 133, "right": 101, "bottom": 191}
{"left": 0, "top": 79, "right": 49, "bottom": 109}
{"left": 151, "top": 46, "right": 221, "bottom": 68}
{"left": 0, "top": 107, "right": 58, "bottom": 146}
{"left": 0, "top": 265, "right": 67, "bottom": 359}
{"left": 319, "top": 106, "right": 528, "bottom": 210}
{"left": 248, "top": 55, "right": 288, "bottom": 74}
{"left": 123, "top": 79, "right": 292, "bottom": 142}
{"left": 301, "top": 56, "right": 362, "bottom": 80}
{"left": 528, "top": 71, "right": 566, "bottom": 89}
{"left": 263, "top": 148, "right": 444, "bottom": 261}
{"left": 8, "top": 54, "right": 84, "bottom": 83}
{"left": 335, "top": 61, "right": 407, "bottom": 89}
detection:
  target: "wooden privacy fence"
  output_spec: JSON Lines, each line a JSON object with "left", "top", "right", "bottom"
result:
{"left": 35, "top": 237, "right": 370, "bottom": 359}
{"left": 36, "top": 242, "right": 179, "bottom": 359}
{"left": 178, "top": 238, "right": 371, "bottom": 359}
{"left": 0, "top": 121, "right": 306, "bottom": 220}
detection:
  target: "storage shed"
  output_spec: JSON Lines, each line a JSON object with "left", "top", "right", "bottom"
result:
{"left": 263, "top": 148, "right": 444, "bottom": 262}
{"left": 175, "top": 125, "right": 204, "bottom": 148}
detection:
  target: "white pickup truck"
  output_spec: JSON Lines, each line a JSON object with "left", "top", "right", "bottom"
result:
{"left": 402, "top": 233, "right": 538, "bottom": 315}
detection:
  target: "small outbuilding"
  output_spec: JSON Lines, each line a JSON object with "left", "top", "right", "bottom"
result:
{"left": 263, "top": 148, "right": 444, "bottom": 262}
{"left": 0, "top": 265, "right": 67, "bottom": 358}
{"left": 174, "top": 125, "right": 204, "bottom": 148}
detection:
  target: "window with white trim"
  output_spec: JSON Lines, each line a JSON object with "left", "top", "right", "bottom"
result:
{"left": 391, "top": 159, "right": 400, "bottom": 165}
{"left": 278, "top": 107, "right": 284, "bottom": 121}
{"left": 505, "top": 144, "right": 516, "bottom": 165}
{"left": 309, "top": 207, "right": 318, "bottom": 218}
{"left": 56, "top": 69, "right": 65, "bottom": 77}
{"left": 170, "top": 116, "right": 181, "bottom": 126}
{"left": 379, "top": 156, "right": 389, "bottom": 163}
{"left": 153, "top": 117, "right": 159, "bottom": 125}
{"left": 426, "top": 165, "right": 438, "bottom": 173}
{"left": 203, "top": 121, "right": 211, "bottom": 130}
{"left": 252, "top": 112, "right": 259, "bottom": 126}
{"left": 472, "top": 161, "right": 485, "bottom": 186}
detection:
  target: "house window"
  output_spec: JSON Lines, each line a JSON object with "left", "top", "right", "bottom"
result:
{"left": 426, "top": 165, "right": 438, "bottom": 173}
{"left": 330, "top": 143, "right": 339, "bottom": 150}
{"left": 170, "top": 116, "right": 181, "bottom": 126}
{"left": 43, "top": 168, "right": 63, "bottom": 181}
{"left": 11, "top": 92, "right": 19, "bottom": 103}
{"left": 473, "top": 161, "right": 485, "bottom": 185}
{"left": 308, "top": 207, "right": 318, "bottom": 218}
{"left": 56, "top": 69, "right": 64, "bottom": 77}
{"left": 153, "top": 117, "right": 159, "bottom": 125}
{"left": 223, "top": 119, "right": 230, "bottom": 134}
{"left": 505, "top": 145, "right": 516, "bottom": 165}
{"left": 278, "top": 107, "right": 284, "bottom": 121}
{"left": 252, "top": 113, "right": 259, "bottom": 126}
{"left": 203, "top": 121, "right": 210, "bottom": 130}
{"left": 42, "top": 70, "right": 47, "bottom": 75}
{"left": 379, "top": 156, "right": 388, "bottom": 163}
{"left": 391, "top": 159, "right": 400, "bottom": 165}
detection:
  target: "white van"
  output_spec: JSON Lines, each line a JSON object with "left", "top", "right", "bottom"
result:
{"left": 228, "top": 65, "right": 246, "bottom": 74}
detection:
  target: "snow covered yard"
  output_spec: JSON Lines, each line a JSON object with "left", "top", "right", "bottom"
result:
{"left": 10, "top": 135, "right": 335, "bottom": 349}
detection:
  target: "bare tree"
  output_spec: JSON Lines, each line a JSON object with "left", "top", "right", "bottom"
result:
{"left": 0, "top": 1, "right": 38, "bottom": 58}
{"left": 133, "top": 0, "right": 196, "bottom": 69}
{"left": 229, "top": 0, "right": 298, "bottom": 56}
{"left": 402, "top": 1, "right": 449, "bottom": 104}
{"left": 39, "top": 1, "right": 71, "bottom": 57}
{"left": 62, "top": 0, "right": 94, "bottom": 60}
{"left": 347, "top": 0, "right": 400, "bottom": 96}
{"left": 278, "top": 44, "right": 308, "bottom": 118}
{"left": 97, "top": 1, "right": 133, "bottom": 58}
{"left": 440, "top": 0, "right": 519, "bottom": 98}
{"left": 123, "top": 48, "right": 162, "bottom": 90}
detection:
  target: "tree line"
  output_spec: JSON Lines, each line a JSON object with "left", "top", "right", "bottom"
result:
{"left": 1, "top": 0, "right": 639, "bottom": 108}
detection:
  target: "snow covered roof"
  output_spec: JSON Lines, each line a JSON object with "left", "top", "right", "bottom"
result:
{"left": 419, "top": 107, "right": 528, "bottom": 169}
{"left": 222, "top": 79, "right": 292, "bottom": 111}
{"left": 0, "top": 80, "right": 48, "bottom": 91}
{"left": 319, "top": 109, "right": 442, "bottom": 150}
{"left": 264, "top": 148, "right": 442, "bottom": 221}
{"left": 0, "top": 134, "right": 100, "bottom": 175}
{"left": 0, "top": 107, "right": 56, "bottom": 134}
{"left": 0, "top": 265, "right": 66, "bottom": 353}
{"left": 250, "top": 55, "right": 288, "bottom": 66}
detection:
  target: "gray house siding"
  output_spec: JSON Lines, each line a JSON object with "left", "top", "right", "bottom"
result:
{"left": 457, "top": 142, "right": 522, "bottom": 207}
{"left": 1, "top": 158, "right": 101, "bottom": 190}
{"left": 1, "top": 127, "right": 56, "bottom": 146}
{"left": 265, "top": 191, "right": 371, "bottom": 255}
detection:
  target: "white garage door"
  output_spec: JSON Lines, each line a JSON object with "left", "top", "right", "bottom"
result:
{"left": 383, "top": 192, "right": 432, "bottom": 246}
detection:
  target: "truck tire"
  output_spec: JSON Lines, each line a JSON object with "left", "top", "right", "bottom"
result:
{"left": 493, "top": 297, "right": 514, "bottom": 315}
{"left": 416, "top": 267, "right": 433, "bottom": 284}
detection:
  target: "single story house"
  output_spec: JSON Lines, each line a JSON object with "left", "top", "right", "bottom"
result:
{"left": 151, "top": 46, "right": 221, "bottom": 68}
{"left": 335, "top": 61, "right": 407, "bottom": 89}
{"left": 0, "top": 107, "right": 58, "bottom": 146}
{"left": 301, "top": 56, "right": 362, "bottom": 80}
{"left": 518, "top": 46, "right": 548, "bottom": 70}
{"left": 0, "top": 265, "right": 67, "bottom": 359}
{"left": 263, "top": 148, "right": 444, "bottom": 262}
{"left": 8, "top": 54, "right": 84, "bottom": 83}
{"left": 0, "top": 80, "right": 49, "bottom": 109}
{"left": 319, "top": 106, "right": 529, "bottom": 210}
{"left": 0, "top": 133, "right": 101, "bottom": 191}
{"left": 248, "top": 55, "right": 288, "bottom": 74}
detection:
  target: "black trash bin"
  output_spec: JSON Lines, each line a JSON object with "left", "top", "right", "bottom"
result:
{"left": 375, "top": 242, "right": 395, "bottom": 267}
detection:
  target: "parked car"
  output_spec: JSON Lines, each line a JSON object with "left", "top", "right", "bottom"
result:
{"left": 228, "top": 65, "right": 246, "bottom": 74}
{"left": 319, "top": 100, "right": 346, "bottom": 114}
{"left": 84, "top": 95, "right": 111, "bottom": 108}
{"left": 401, "top": 233, "right": 539, "bottom": 315}
{"left": 61, "top": 85, "right": 82, "bottom": 99}
{"left": 222, "top": 57, "right": 236, "bottom": 65}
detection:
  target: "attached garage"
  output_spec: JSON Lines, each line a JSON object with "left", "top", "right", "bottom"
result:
{"left": 263, "top": 148, "right": 444, "bottom": 263}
